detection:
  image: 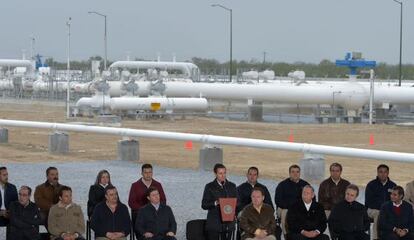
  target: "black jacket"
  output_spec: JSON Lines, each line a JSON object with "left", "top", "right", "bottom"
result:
{"left": 237, "top": 181, "right": 273, "bottom": 212}
{"left": 274, "top": 178, "right": 310, "bottom": 209}
{"left": 365, "top": 177, "right": 396, "bottom": 210}
{"left": 287, "top": 200, "right": 327, "bottom": 234}
{"left": 379, "top": 200, "right": 414, "bottom": 236}
{"left": 0, "top": 182, "right": 18, "bottom": 226}
{"left": 135, "top": 203, "right": 177, "bottom": 238}
{"left": 8, "top": 201, "right": 42, "bottom": 240}
{"left": 329, "top": 200, "right": 370, "bottom": 234}
{"left": 90, "top": 201, "right": 131, "bottom": 238}
{"left": 87, "top": 184, "right": 112, "bottom": 218}
{"left": 202, "top": 179, "right": 239, "bottom": 232}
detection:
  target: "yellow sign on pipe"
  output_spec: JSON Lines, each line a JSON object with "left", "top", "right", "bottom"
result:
{"left": 150, "top": 102, "right": 161, "bottom": 111}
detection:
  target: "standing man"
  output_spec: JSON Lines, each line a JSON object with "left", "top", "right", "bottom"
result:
{"left": 318, "top": 162, "right": 350, "bottom": 218}
{"left": 286, "top": 185, "right": 329, "bottom": 240}
{"left": 48, "top": 186, "right": 85, "bottom": 240}
{"left": 237, "top": 166, "right": 273, "bottom": 212}
{"left": 379, "top": 186, "right": 414, "bottom": 240}
{"left": 9, "top": 186, "right": 42, "bottom": 240}
{"left": 365, "top": 164, "right": 396, "bottom": 240}
{"left": 136, "top": 187, "right": 177, "bottom": 240}
{"left": 202, "top": 163, "right": 238, "bottom": 240}
{"left": 128, "top": 163, "right": 166, "bottom": 238}
{"left": 34, "top": 166, "right": 62, "bottom": 229}
{"left": 404, "top": 180, "right": 414, "bottom": 210}
{"left": 91, "top": 186, "right": 131, "bottom": 240}
{"left": 239, "top": 187, "right": 276, "bottom": 240}
{"left": 274, "top": 165, "right": 310, "bottom": 237}
{"left": 0, "top": 166, "right": 18, "bottom": 239}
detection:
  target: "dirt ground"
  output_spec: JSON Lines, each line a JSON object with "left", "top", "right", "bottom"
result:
{"left": 1, "top": 101, "right": 414, "bottom": 187}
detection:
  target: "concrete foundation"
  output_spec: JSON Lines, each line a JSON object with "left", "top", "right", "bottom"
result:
{"left": 48, "top": 132, "right": 69, "bottom": 154}
{"left": 299, "top": 154, "right": 325, "bottom": 182}
{"left": 248, "top": 100, "right": 263, "bottom": 122}
{"left": 117, "top": 139, "right": 139, "bottom": 161}
{"left": 199, "top": 146, "right": 223, "bottom": 171}
{"left": 0, "top": 128, "right": 8, "bottom": 143}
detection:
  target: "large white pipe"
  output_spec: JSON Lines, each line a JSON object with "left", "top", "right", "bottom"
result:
{"left": 110, "top": 97, "right": 208, "bottom": 111}
{"left": 0, "top": 79, "right": 13, "bottom": 90}
{"left": 84, "top": 81, "right": 414, "bottom": 110}
{"left": 76, "top": 96, "right": 208, "bottom": 111}
{"left": 162, "top": 82, "right": 414, "bottom": 109}
{"left": 0, "top": 59, "right": 34, "bottom": 70}
{"left": 106, "top": 81, "right": 151, "bottom": 97}
{"left": 109, "top": 61, "right": 199, "bottom": 78}
{"left": 1, "top": 119, "right": 414, "bottom": 162}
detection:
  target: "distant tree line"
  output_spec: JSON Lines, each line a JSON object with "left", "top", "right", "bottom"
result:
{"left": 45, "top": 56, "right": 414, "bottom": 80}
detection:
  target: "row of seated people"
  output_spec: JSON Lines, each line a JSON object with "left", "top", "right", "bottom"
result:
{"left": 1, "top": 162, "right": 414, "bottom": 240}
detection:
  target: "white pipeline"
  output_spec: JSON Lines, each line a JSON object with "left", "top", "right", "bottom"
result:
{"left": 76, "top": 96, "right": 208, "bottom": 112}
{"left": 109, "top": 61, "right": 199, "bottom": 79}
{"left": 110, "top": 97, "right": 208, "bottom": 111}
{"left": 1, "top": 119, "right": 414, "bottom": 162}
{"left": 0, "top": 59, "right": 33, "bottom": 70}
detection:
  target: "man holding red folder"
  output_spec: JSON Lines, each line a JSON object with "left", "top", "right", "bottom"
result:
{"left": 202, "top": 163, "right": 239, "bottom": 240}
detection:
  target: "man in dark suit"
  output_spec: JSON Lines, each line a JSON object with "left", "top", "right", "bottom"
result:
{"left": 136, "top": 187, "right": 177, "bottom": 240}
{"left": 379, "top": 186, "right": 414, "bottom": 240}
{"left": 275, "top": 165, "right": 311, "bottom": 237}
{"left": 286, "top": 185, "right": 329, "bottom": 240}
{"left": 202, "top": 163, "right": 239, "bottom": 240}
{"left": 237, "top": 166, "right": 273, "bottom": 212}
{"left": 0, "top": 166, "right": 18, "bottom": 239}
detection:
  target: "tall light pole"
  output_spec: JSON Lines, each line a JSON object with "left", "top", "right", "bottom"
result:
{"left": 212, "top": 4, "right": 232, "bottom": 82}
{"left": 66, "top": 17, "right": 71, "bottom": 119}
{"left": 88, "top": 11, "right": 107, "bottom": 70}
{"left": 393, "top": 0, "right": 403, "bottom": 86}
{"left": 30, "top": 35, "right": 35, "bottom": 60}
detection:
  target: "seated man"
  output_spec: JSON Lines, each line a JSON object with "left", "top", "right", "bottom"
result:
{"left": 48, "top": 186, "right": 85, "bottom": 240}
{"left": 91, "top": 185, "right": 131, "bottom": 240}
{"left": 286, "top": 185, "right": 329, "bottom": 240}
{"left": 379, "top": 186, "right": 414, "bottom": 240}
{"left": 329, "top": 184, "right": 370, "bottom": 240}
{"left": 239, "top": 187, "right": 276, "bottom": 240}
{"left": 136, "top": 187, "right": 177, "bottom": 240}
{"left": 9, "top": 186, "right": 42, "bottom": 240}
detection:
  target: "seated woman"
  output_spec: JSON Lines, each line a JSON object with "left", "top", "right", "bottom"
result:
{"left": 328, "top": 184, "right": 370, "bottom": 240}
{"left": 87, "top": 170, "right": 113, "bottom": 219}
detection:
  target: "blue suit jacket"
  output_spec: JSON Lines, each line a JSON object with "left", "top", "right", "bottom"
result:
{"left": 379, "top": 200, "right": 414, "bottom": 236}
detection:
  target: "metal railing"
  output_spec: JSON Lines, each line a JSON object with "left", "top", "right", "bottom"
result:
{"left": 1, "top": 119, "right": 414, "bottom": 163}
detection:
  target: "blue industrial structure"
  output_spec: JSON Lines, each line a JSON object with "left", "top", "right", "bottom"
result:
{"left": 335, "top": 52, "right": 376, "bottom": 75}
{"left": 34, "top": 54, "right": 48, "bottom": 69}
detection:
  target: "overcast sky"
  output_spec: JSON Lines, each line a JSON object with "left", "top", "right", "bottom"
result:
{"left": 0, "top": 0, "right": 412, "bottom": 64}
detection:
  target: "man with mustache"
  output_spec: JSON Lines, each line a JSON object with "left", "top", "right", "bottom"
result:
{"left": 34, "top": 167, "right": 62, "bottom": 232}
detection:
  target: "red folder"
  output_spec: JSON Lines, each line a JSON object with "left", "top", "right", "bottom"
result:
{"left": 219, "top": 198, "right": 237, "bottom": 222}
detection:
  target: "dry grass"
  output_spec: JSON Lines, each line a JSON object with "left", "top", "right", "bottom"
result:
{"left": 1, "top": 102, "right": 414, "bottom": 187}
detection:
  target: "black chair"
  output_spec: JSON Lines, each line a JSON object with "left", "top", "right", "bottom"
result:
{"left": 186, "top": 219, "right": 207, "bottom": 240}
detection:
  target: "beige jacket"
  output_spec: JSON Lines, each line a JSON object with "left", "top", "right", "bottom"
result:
{"left": 48, "top": 202, "right": 85, "bottom": 240}
{"left": 404, "top": 180, "right": 414, "bottom": 208}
